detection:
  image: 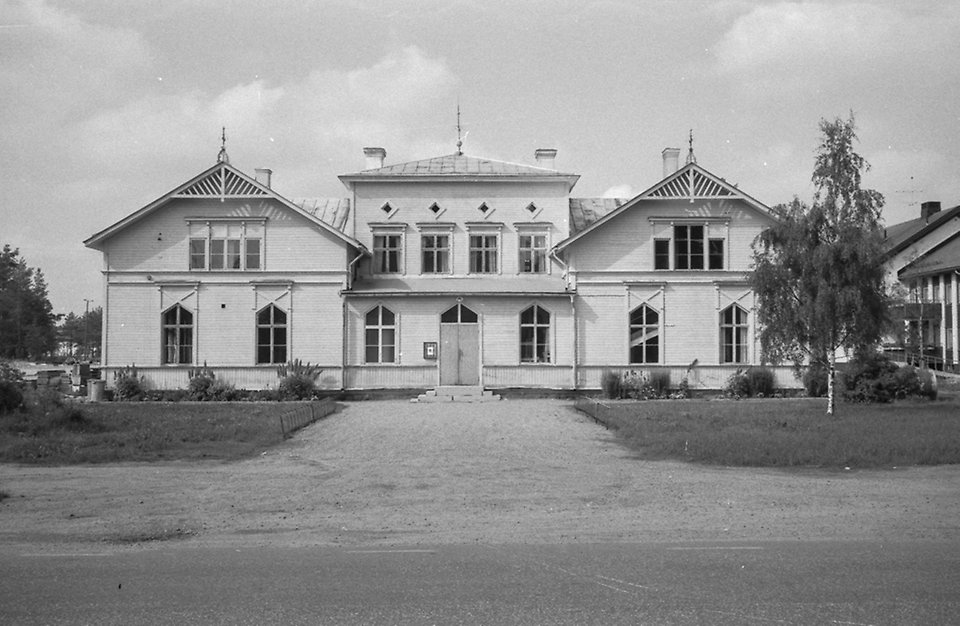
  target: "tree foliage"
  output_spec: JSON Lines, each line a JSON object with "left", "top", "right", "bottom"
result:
{"left": 750, "top": 114, "right": 888, "bottom": 414}
{"left": 57, "top": 306, "right": 103, "bottom": 360}
{"left": 0, "top": 245, "right": 57, "bottom": 360}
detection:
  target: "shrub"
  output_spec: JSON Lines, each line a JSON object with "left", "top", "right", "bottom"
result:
{"left": 600, "top": 369, "right": 622, "bottom": 399}
{"left": 918, "top": 368, "right": 938, "bottom": 401}
{"left": 746, "top": 367, "right": 776, "bottom": 398}
{"left": 113, "top": 366, "right": 146, "bottom": 401}
{"left": 187, "top": 364, "right": 217, "bottom": 400}
{"left": 723, "top": 369, "right": 750, "bottom": 399}
{"left": 843, "top": 352, "right": 922, "bottom": 403}
{"left": 802, "top": 364, "right": 829, "bottom": 397}
{"left": 0, "top": 361, "right": 24, "bottom": 413}
{"left": 277, "top": 359, "right": 323, "bottom": 400}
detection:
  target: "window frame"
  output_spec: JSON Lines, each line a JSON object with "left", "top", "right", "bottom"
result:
{"left": 469, "top": 233, "right": 500, "bottom": 274}
{"left": 364, "top": 305, "right": 397, "bottom": 364}
{"left": 421, "top": 233, "right": 451, "bottom": 274}
{"left": 518, "top": 232, "right": 549, "bottom": 274}
{"left": 186, "top": 218, "right": 265, "bottom": 272}
{"left": 256, "top": 304, "right": 288, "bottom": 365}
{"left": 648, "top": 218, "right": 729, "bottom": 271}
{"left": 720, "top": 304, "right": 749, "bottom": 364}
{"left": 629, "top": 304, "right": 660, "bottom": 364}
{"left": 161, "top": 304, "right": 194, "bottom": 365}
{"left": 519, "top": 304, "right": 552, "bottom": 364}
{"left": 373, "top": 233, "right": 403, "bottom": 274}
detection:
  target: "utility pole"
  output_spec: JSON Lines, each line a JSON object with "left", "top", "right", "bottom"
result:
{"left": 83, "top": 298, "right": 93, "bottom": 362}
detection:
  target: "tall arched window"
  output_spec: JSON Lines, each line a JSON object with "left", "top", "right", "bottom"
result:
{"left": 520, "top": 305, "right": 551, "bottom": 363}
{"left": 720, "top": 304, "right": 749, "bottom": 364}
{"left": 162, "top": 304, "right": 193, "bottom": 364}
{"left": 256, "top": 305, "right": 287, "bottom": 364}
{"left": 365, "top": 305, "right": 396, "bottom": 363}
{"left": 629, "top": 305, "right": 659, "bottom": 364}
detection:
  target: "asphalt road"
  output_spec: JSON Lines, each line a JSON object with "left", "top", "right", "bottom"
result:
{"left": 3, "top": 540, "right": 958, "bottom": 625}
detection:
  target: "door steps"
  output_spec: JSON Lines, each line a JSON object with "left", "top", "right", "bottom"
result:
{"left": 413, "top": 386, "right": 501, "bottom": 403}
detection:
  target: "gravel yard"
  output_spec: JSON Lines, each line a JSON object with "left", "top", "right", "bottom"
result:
{"left": 1, "top": 399, "right": 958, "bottom": 550}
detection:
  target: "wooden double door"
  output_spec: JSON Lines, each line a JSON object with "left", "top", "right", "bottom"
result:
{"left": 439, "top": 303, "right": 479, "bottom": 386}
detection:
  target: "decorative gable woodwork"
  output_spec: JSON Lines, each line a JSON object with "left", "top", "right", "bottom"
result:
{"left": 648, "top": 167, "right": 736, "bottom": 201}
{"left": 175, "top": 166, "right": 268, "bottom": 200}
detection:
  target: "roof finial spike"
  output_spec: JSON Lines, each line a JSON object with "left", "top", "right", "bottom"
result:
{"left": 217, "top": 126, "right": 230, "bottom": 164}
{"left": 455, "top": 103, "right": 463, "bottom": 156}
{"left": 686, "top": 128, "right": 696, "bottom": 165}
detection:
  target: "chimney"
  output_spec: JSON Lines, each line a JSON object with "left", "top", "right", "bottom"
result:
{"left": 254, "top": 168, "right": 272, "bottom": 189}
{"left": 921, "top": 201, "right": 941, "bottom": 223}
{"left": 535, "top": 148, "right": 557, "bottom": 169}
{"left": 662, "top": 147, "right": 681, "bottom": 178}
{"left": 363, "top": 147, "right": 386, "bottom": 170}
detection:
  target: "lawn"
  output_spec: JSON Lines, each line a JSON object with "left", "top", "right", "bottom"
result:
{"left": 0, "top": 402, "right": 311, "bottom": 465}
{"left": 577, "top": 397, "right": 960, "bottom": 468}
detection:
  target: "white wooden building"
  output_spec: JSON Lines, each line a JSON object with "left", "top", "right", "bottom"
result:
{"left": 86, "top": 142, "right": 799, "bottom": 391}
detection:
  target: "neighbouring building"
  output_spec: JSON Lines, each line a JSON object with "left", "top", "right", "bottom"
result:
{"left": 883, "top": 201, "right": 960, "bottom": 371}
{"left": 85, "top": 140, "right": 799, "bottom": 392}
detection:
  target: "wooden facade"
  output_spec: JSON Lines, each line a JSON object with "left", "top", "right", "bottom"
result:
{"left": 86, "top": 145, "right": 800, "bottom": 391}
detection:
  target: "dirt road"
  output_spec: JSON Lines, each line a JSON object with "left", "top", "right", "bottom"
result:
{"left": 1, "top": 399, "right": 958, "bottom": 550}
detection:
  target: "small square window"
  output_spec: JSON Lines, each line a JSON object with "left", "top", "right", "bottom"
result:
{"left": 478, "top": 203, "right": 490, "bottom": 214}
{"left": 428, "top": 203, "right": 441, "bottom": 214}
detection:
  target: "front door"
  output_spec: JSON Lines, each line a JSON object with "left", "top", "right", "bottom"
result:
{"left": 439, "top": 303, "right": 480, "bottom": 386}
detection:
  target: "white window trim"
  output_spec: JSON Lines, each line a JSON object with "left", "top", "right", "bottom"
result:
{"left": 514, "top": 223, "right": 552, "bottom": 275}
{"left": 519, "top": 302, "right": 553, "bottom": 365}
{"left": 370, "top": 223, "right": 407, "bottom": 275}
{"left": 186, "top": 217, "right": 266, "bottom": 272}
{"left": 465, "top": 222, "right": 504, "bottom": 275}
{"left": 416, "top": 222, "right": 455, "bottom": 275}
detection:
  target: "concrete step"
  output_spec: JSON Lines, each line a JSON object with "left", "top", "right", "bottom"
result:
{"left": 412, "top": 388, "right": 501, "bottom": 403}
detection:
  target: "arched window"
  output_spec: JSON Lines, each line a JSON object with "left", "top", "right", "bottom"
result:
{"left": 520, "top": 305, "right": 551, "bottom": 363}
{"left": 162, "top": 305, "right": 193, "bottom": 364}
{"left": 365, "top": 305, "right": 396, "bottom": 363}
{"left": 256, "top": 305, "right": 287, "bottom": 364}
{"left": 720, "top": 304, "right": 749, "bottom": 364}
{"left": 629, "top": 305, "right": 659, "bottom": 364}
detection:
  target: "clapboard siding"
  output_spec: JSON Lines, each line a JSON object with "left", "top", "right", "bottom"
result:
{"left": 484, "top": 365, "right": 572, "bottom": 388}
{"left": 103, "top": 198, "right": 348, "bottom": 273}
{"left": 105, "top": 283, "right": 160, "bottom": 366}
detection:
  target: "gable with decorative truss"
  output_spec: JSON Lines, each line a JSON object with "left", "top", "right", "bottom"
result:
{"left": 646, "top": 165, "right": 737, "bottom": 201}
{"left": 175, "top": 165, "right": 269, "bottom": 200}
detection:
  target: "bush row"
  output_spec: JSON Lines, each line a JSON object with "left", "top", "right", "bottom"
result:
{"left": 600, "top": 369, "right": 690, "bottom": 400}
{"left": 111, "top": 360, "right": 325, "bottom": 402}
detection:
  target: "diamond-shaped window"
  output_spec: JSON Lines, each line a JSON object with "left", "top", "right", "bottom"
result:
{"left": 428, "top": 203, "right": 441, "bottom": 214}
{"left": 525, "top": 202, "right": 538, "bottom": 214}
{"left": 478, "top": 202, "right": 490, "bottom": 214}
{"left": 380, "top": 203, "right": 393, "bottom": 214}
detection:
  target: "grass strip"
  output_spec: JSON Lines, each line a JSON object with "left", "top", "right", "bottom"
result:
{"left": 586, "top": 398, "right": 960, "bottom": 468}
{"left": 0, "top": 402, "right": 303, "bottom": 465}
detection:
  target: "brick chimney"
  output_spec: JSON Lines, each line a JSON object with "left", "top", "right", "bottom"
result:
{"left": 535, "top": 148, "right": 557, "bottom": 169}
{"left": 254, "top": 168, "right": 272, "bottom": 189}
{"left": 363, "top": 147, "right": 386, "bottom": 170}
{"left": 921, "top": 201, "right": 941, "bottom": 223}
{"left": 662, "top": 147, "right": 681, "bottom": 178}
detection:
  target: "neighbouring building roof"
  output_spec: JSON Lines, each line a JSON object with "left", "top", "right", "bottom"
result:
{"left": 883, "top": 204, "right": 960, "bottom": 256}
{"left": 339, "top": 153, "right": 580, "bottom": 190}
{"left": 568, "top": 198, "right": 626, "bottom": 235}
{"left": 291, "top": 198, "right": 351, "bottom": 233}
{"left": 899, "top": 232, "right": 960, "bottom": 280}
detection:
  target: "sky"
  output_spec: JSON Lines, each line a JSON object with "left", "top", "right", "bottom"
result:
{"left": 3, "top": 0, "right": 959, "bottom": 314}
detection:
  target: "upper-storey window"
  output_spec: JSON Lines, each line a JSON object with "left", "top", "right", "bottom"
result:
{"left": 421, "top": 234, "right": 450, "bottom": 274}
{"left": 469, "top": 234, "right": 498, "bottom": 273}
{"left": 373, "top": 234, "right": 402, "bottom": 273}
{"left": 519, "top": 233, "right": 548, "bottom": 273}
{"left": 653, "top": 222, "right": 725, "bottom": 271}
{"left": 188, "top": 219, "right": 263, "bottom": 271}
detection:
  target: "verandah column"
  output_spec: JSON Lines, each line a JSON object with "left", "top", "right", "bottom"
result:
{"left": 953, "top": 272, "right": 959, "bottom": 371}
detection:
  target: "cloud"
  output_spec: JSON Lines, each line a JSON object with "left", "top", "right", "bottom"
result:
{"left": 602, "top": 184, "right": 634, "bottom": 199}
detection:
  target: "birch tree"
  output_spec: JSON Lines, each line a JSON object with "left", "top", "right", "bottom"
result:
{"left": 751, "top": 115, "right": 888, "bottom": 415}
